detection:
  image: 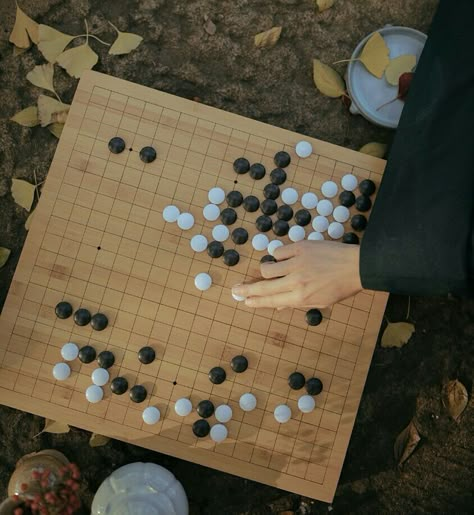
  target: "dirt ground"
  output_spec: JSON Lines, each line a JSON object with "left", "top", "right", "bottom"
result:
{"left": 1, "top": 0, "right": 473, "bottom": 513}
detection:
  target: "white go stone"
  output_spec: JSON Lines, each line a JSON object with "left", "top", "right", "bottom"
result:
{"left": 91, "top": 368, "right": 109, "bottom": 387}
{"left": 162, "top": 205, "right": 180, "bottom": 223}
{"left": 301, "top": 192, "right": 318, "bottom": 209}
{"left": 298, "top": 395, "right": 316, "bottom": 414}
{"left": 177, "top": 213, "right": 194, "bottom": 230}
{"left": 203, "top": 203, "right": 220, "bottom": 222}
{"left": 288, "top": 225, "right": 305, "bottom": 242}
{"left": 252, "top": 233, "right": 269, "bottom": 252}
{"left": 239, "top": 393, "right": 257, "bottom": 412}
{"left": 210, "top": 423, "right": 228, "bottom": 443}
{"left": 232, "top": 290, "right": 246, "bottom": 302}
{"left": 321, "top": 181, "right": 338, "bottom": 198}
{"left": 281, "top": 188, "right": 298, "bottom": 205}
{"left": 308, "top": 231, "right": 324, "bottom": 241}
{"left": 215, "top": 404, "right": 233, "bottom": 423}
{"left": 268, "top": 240, "right": 283, "bottom": 256}
{"left": 328, "top": 222, "right": 345, "bottom": 240}
{"left": 212, "top": 224, "right": 229, "bottom": 242}
{"left": 61, "top": 342, "right": 79, "bottom": 361}
{"left": 333, "top": 205, "right": 350, "bottom": 223}
{"left": 52, "top": 362, "right": 70, "bottom": 381}
{"left": 142, "top": 406, "right": 161, "bottom": 425}
{"left": 174, "top": 398, "right": 193, "bottom": 417}
{"left": 341, "top": 173, "right": 358, "bottom": 191}
{"left": 190, "top": 235, "right": 208, "bottom": 253}
{"left": 316, "top": 199, "right": 333, "bottom": 217}
{"left": 195, "top": 272, "right": 212, "bottom": 291}
{"left": 312, "top": 215, "right": 329, "bottom": 232}
{"left": 86, "top": 385, "right": 103, "bottom": 404}
{"left": 274, "top": 404, "right": 292, "bottom": 424}
{"left": 208, "top": 187, "right": 225, "bottom": 204}
{"left": 295, "top": 140, "right": 313, "bottom": 158}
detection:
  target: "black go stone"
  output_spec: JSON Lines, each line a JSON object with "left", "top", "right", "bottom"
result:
{"left": 226, "top": 190, "right": 243, "bottom": 208}
{"left": 263, "top": 183, "right": 280, "bottom": 200}
{"left": 256, "top": 215, "right": 273, "bottom": 232}
{"left": 97, "top": 350, "right": 115, "bottom": 369}
{"left": 351, "top": 214, "right": 368, "bottom": 231}
{"left": 78, "top": 345, "right": 96, "bottom": 364}
{"left": 306, "top": 308, "right": 323, "bottom": 326}
{"left": 138, "top": 346, "right": 155, "bottom": 364}
{"left": 342, "top": 232, "right": 360, "bottom": 245}
{"left": 261, "top": 199, "right": 277, "bottom": 216}
{"left": 139, "top": 146, "right": 157, "bottom": 163}
{"left": 207, "top": 241, "right": 224, "bottom": 258}
{"left": 273, "top": 220, "right": 289, "bottom": 237}
{"left": 233, "top": 157, "right": 250, "bottom": 174}
{"left": 197, "top": 399, "right": 215, "bottom": 418}
{"left": 260, "top": 254, "right": 277, "bottom": 264}
{"left": 306, "top": 377, "right": 323, "bottom": 396}
{"left": 243, "top": 195, "right": 260, "bottom": 212}
{"left": 223, "top": 249, "right": 240, "bottom": 266}
{"left": 108, "top": 137, "right": 126, "bottom": 154}
{"left": 55, "top": 301, "right": 73, "bottom": 319}
{"left": 277, "top": 204, "right": 293, "bottom": 221}
{"left": 294, "top": 209, "right": 311, "bottom": 227}
{"left": 355, "top": 195, "right": 372, "bottom": 212}
{"left": 74, "top": 308, "right": 91, "bottom": 326}
{"left": 192, "top": 419, "right": 210, "bottom": 438}
{"left": 90, "top": 313, "right": 108, "bottom": 331}
{"left": 359, "top": 179, "right": 376, "bottom": 196}
{"left": 129, "top": 384, "right": 147, "bottom": 403}
{"left": 274, "top": 151, "right": 291, "bottom": 168}
{"left": 208, "top": 366, "right": 226, "bottom": 384}
{"left": 220, "top": 208, "right": 237, "bottom": 225}
{"left": 270, "top": 168, "right": 287, "bottom": 185}
{"left": 231, "top": 227, "right": 248, "bottom": 245}
{"left": 339, "top": 190, "right": 356, "bottom": 208}
{"left": 249, "top": 163, "right": 266, "bottom": 180}
{"left": 110, "top": 376, "right": 128, "bottom": 395}
{"left": 288, "top": 371, "right": 305, "bottom": 390}
{"left": 231, "top": 355, "right": 248, "bottom": 373}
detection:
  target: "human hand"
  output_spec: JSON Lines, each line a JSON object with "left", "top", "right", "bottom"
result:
{"left": 232, "top": 240, "right": 362, "bottom": 309}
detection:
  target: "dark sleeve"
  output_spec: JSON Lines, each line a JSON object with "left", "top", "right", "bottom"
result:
{"left": 360, "top": 0, "right": 474, "bottom": 296}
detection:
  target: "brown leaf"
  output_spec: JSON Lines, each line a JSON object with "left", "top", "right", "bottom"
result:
{"left": 442, "top": 379, "right": 468, "bottom": 423}
{"left": 381, "top": 322, "right": 415, "bottom": 348}
{"left": 26, "top": 63, "right": 55, "bottom": 93}
{"left": 11, "top": 106, "right": 40, "bottom": 127}
{"left": 11, "top": 179, "right": 35, "bottom": 212}
{"left": 394, "top": 420, "right": 420, "bottom": 466}
{"left": 385, "top": 54, "right": 416, "bottom": 86}
{"left": 108, "top": 22, "right": 143, "bottom": 55}
{"left": 56, "top": 42, "right": 98, "bottom": 78}
{"left": 89, "top": 433, "right": 110, "bottom": 447}
{"left": 37, "top": 24, "right": 75, "bottom": 63}
{"left": 37, "top": 95, "right": 69, "bottom": 127}
{"left": 313, "top": 59, "right": 346, "bottom": 98}
{"left": 43, "top": 419, "right": 70, "bottom": 434}
{"left": 359, "top": 142, "right": 387, "bottom": 158}
{"left": 0, "top": 248, "right": 11, "bottom": 269}
{"left": 9, "top": 4, "right": 39, "bottom": 49}
{"left": 316, "top": 0, "right": 335, "bottom": 12}
{"left": 377, "top": 72, "right": 415, "bottom": 111}
{"left": 203, "top": 16, "right": 217, "bottom": 36}
{"left": 254, "top": 26, "right": 282, "bottom": 49}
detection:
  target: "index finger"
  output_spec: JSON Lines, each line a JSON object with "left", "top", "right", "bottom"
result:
{"left": 232, "top": 275, "right": 293, "bottom": 298}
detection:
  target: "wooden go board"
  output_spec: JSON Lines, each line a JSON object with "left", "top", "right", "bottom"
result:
{"left": 0, "top": 71, "right": 388, "bottom": 502}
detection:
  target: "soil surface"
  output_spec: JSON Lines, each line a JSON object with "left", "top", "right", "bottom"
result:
{"left": 1, "top": 0, "right": 473, "bottom": 514}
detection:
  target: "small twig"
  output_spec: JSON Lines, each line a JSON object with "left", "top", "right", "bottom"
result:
{"left": 333, "top": 58, "right": 359, "bottom": 65}
{"left": 84, "top": 19, "right": 89, "bottom": 45}
{"left": 406, "top": 296, "right": 411, "bottom": 320}
{"left": 72, "top": 34, "right": 111, "bottom": 45}
{"left": 33, "top": 168, "right": 41, "bottom": 202}
{"left": 384, "top": 315, "right": 391, "bottom": 325}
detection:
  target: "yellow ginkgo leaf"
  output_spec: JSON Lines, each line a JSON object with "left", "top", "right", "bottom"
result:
{"left": 359, "top": 32, "right": 390, "bottom": 78}
{"left": 56, "top": 43, "right": 98, "bottom": 78}
{"left": 89, "top": 433, "right": 111, "bottom": 447}
{"left": 37, "top": 95, "right": 69, "bottom": 127}
{"left": 359, "top": 142, "right": 387, "bottom": 158}
{"left": 108, "top": 22, "right": 143, "bottom": 55}
{"left": 11, "top": 106, "right": 40, "bottom": 127}
{"left": 0, "top": 248, "right": 11, "bottom": 269}
{"left": 48, "top": 122, "right": 64, "bottom": 138}
{"left": 254, "top": 27, "right": 282, "bottom": 49}
{"left": 38, "top": 24, "right": 75, "bottom": 62}
{"left": 11, "top": 179, "right": 35, "bottom": 212}
{"left": 9, "top": 4, "right": 39, "bottom": 48}
{"left": 42, "top": 419, "right": 70, "bottom": 434}
{"left": 313, "top": 59, "right": 346, "bottom": 98}
{"left": 13, "top": 45, "right": 28, "bottom": 56}
{"left": 25, "top": 210, "right": 35, "bottom": 231}
{"left": 385, "top": 54, "right": 416, "bottom": 86}
{"left": 26, "top": 63, "right": 55, "bottom": 93}
{"left": 316, "top": 0, "right": 335, "bottom": 12}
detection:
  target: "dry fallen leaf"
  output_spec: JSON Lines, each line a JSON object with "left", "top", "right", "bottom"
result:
{"left": 381, "top": 321, "right": 415, "bottom": 348}
{"left": 56, "top": 42, "right": 98, "bottom": 78}
{"left": 394, "top": 420, "right": 421, "bottom": 466}
{"left": 359, "top": 32, "right": 390, "bottom": 78}
{"left": 38, "top": 95, "right": 69, "bottom": 127}
{"left": 48, "top": 122, "right": 64, "bottom": 138}
{"left": 9, "top": 4, "right": 39, "bottom": 49}
{"left": 385, "top": 54, "right": 416, "bottom": 86}
{"left": 11, "top": 106, "right": 40, "bottom": 127}
{"left": 89, "top": 433, "right": 111, "bottom": 447}
{"left": 0, "top": 248, "right": 11, "bottom": 269}
{"left": 203, "top": 15, "right": 217, "bottom": 36}
{"left": 26, "top": 63, "right": 56, "bottom": 94}
{"left": 108, "top": 22, "right": 143, "bottom": 55}
{"left": 313, "top": 59, "right": 346, "bottom": 98}
{"left": 11, "top": 179, "right": 36, "bottom": 212}
{"left": 38, "top": 24, "right": 75, "bottom": 62}
{"left": 254, "top": 26, "right": 282, "bottom": 49}
{"left": 359, "top": 142, "right": 387, "bottom": 158}
{"left": 25, "top": 210, "right": 35, "bottom": 231}
{"left": 442, "top": 379, "right": 468, "bottom": 423}
{"left": 13, "top": 45, "right": 28, "bottom": 57}
{"left": 316, "top": 0, "right": 335, "bottom": 12}
{"left": 42, "top": 419, "right": 70, "bottom": 434}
